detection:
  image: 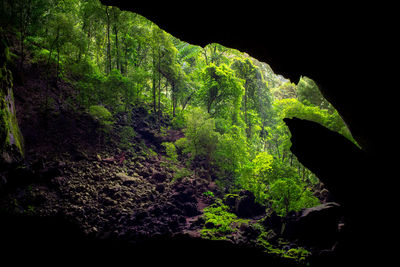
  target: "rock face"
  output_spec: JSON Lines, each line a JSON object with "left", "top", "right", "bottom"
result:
{"left": 0, "top": 43, "right": 24, "bottom": 170}
{"left": 283, "top": 202, "right": 342, "bottom": 248}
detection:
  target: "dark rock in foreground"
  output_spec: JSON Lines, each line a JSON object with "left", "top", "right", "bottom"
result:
{"left": 283, "top": 202, "right": 343, "bottom": 248}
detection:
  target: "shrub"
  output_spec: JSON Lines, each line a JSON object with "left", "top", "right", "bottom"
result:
{"left": 89, "top": 105, "right": 113, "bottom": 126}
{"left": 268, "top": 178, "right": 320, "bottom": 217}
{"left": 119, "top": 126, "right": 136, "bottom": 151}
{"left": 171, "top": 112, "right": 186, "bottom": 130}
{"left": 161, "top": 142, "right": 178, "bottom": 163}
{"left": 183, "top": 107, "right": 219, "bottom": 160}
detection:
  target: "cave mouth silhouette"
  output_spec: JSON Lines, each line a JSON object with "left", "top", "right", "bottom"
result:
{"left": 98, "top": 3, "right": 396, "bottom": 266}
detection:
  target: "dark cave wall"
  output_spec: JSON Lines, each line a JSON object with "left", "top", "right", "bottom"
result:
{"left": 99, "top": 2, "right": 398, "bottom": 264}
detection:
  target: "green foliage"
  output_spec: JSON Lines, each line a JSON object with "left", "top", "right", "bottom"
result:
{"left": 142, "top": 147, "right": 158, "bottom": 159}
{"left": 297, "top": 76, "right": 333, "bottom": 112}
{"left": 268, "top": 178, "right": 319, "bottom": 216}
{"left": 170, "top": 111, "right": 186, "bottom": 130}
{"left": 256, "top": 232, "right": 311, "bottom": 264}
{"left": 252, "top": 151, "right": 274, "bottom": 179}
{"left": 1, "top": 3, "right": 359, "bottom": 265}
{"left": 161, "top": 142, "right": 178, "bottom": 163}
{"left": 105, "top": 69, "right": 133, "bottom": 110}
{"left": 198, "top": 63, "right": 244, "bottom": 123}
{"left": 0, "top": 41, "right": 24, "bottom": 156}
{"left": 182, "top": 107, "right": 220, "bottom": 161}
{"left": 271, "top": 81, "right": 297, "bottom": 100}
{"left": 201, "top": 201, "right": 249, "bottom": 240}
{"left": 203, "top": 190, "right": 215, "bottom": 198}
{"left": 213, "top": 125, "right": 249, "bottom": 188}
{"left": 285, "top": 247, "right": 312, "bottom": 263}
{"left": 237, "top": 151, "right": 273, "bottom": 203}
{"left": 118, "top": 126, "right": 136, "bottom": 151}
{"left": 171, "top": 167, "right": 193, "bottom": 182}
{"left": 1, "top": 4, "right": 355, "bottom": 255}
{"left": 88, "top": 105, "right": 113, "bottom": 126}
{"left": 231, "top": 57, "right": 269, "bottom": 138}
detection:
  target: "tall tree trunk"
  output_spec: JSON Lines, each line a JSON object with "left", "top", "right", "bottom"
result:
{"left": 18, "top": 0, "right": 33, "bottom": 71}
{"left": 123, "top": 44, "right": 128, "bottom": 75}
{"left": 114, "top": 25, "right": 119, "bottom": 71}
{"left": 56, "top": 45, "right": 60, "bottom": 88}
{"left": 244, "top": 86, "right": 249, "bottom": 137}
{"left": 157, "top": 68, "right": 161, "bottom": 125}
{"left": 172, "top": 83, "right": 176, "bottom": 118}
{"left": 152, "top": 48, "right": 157, "bottom": 113}
{"left": 157, "top": 48, "right": 162, "bottom": 125}
{"left": 170, "top": 81, "right": 176, "bottom": 117}
{"left": 274, "top": 140, "right": 281, "bottom": 160}
{"left": 86, "top": 22, "right": 91, "bottom": 56}
{"left": 105, "top": 6, "right": 111, "bottom": 74}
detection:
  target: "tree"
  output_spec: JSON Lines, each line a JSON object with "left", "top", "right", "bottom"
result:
{"left": 213, "top": 124, "right": 249, "bottom": 188}
{"left": 80, "top": 0, "right": 104, "bottom": 60}
{"left": 198, "top": 63, "right": 244, "bottom": 124}
{"left": 174, "top": 41, "right": 203, "bottom": 114}
{"left": 150, "top": 26, "right": 179, "bottom": 121}
{"left": 178, "top": 107, "right": 220, "bottom": 180}
{"left": 236, "top": 151, "right": 273, "bottom": 203}
{"left": 201, "top": 43, "right": 230, "bottom": 66}
{"left": 13, "top": 0, "right": 49, "bottom": 69}
{"left": 231, "top": 57, "right": 266, "bottom": 138}
{"left": 268, "top": 178, "right": 319, "bottom": 216}
{"left": 105, "top": 5, "right": 111, "bottom": 74}
{"left": 110, "top": 6, "right": 122, "bottom": 72}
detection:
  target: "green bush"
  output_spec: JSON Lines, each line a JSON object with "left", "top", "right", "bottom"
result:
{"left": 88, "top": 105, "right": 113, "bottom": 126}
{"left": 203, "top": 190, "right": 215, "bottom": 198}
{"left": 183, "top": 107, "right": 220, "bottom": 160}
{"left": 161, "top": 142, "right": 178, "bottom": 163}
{"left": 171, "top": 112, "right": 186, "bottom": 130}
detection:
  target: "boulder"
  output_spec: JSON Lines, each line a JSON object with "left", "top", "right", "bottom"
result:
{"left": 283, "top": 202, "right": 342, "bottom": 248}
{"left": 152, "top": 171, "right": 167, "bottom": 183}
{"left": 182, "top": 202, "right": 199, "bottom": 217}
{"left": 262, "top": 211, "right": 283, "bottom": 234}
{"left": 115, "top": 172, "right": 141, "bottom": 186}
{"left": 224, "top": 190, "right": 266, "bottom": 218}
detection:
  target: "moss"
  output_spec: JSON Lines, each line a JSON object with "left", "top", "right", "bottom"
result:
{"left": 200, "top": 200, "right": 249, "bottom": 240}
{"left": 89, "top": 105, "right": 113, "bottom": 125}
{"left": 1, "top": 63, "right": 24, "bottom": 159}
{"left": 285, "top": 248, "right": 311, "bottom": 262}
{"left": 255, "top": 225, "right": 312, "bottom": 265}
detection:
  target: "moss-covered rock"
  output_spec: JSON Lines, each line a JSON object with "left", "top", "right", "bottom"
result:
{"left": 1, "top": 32, "right": 24, "bottom": 167}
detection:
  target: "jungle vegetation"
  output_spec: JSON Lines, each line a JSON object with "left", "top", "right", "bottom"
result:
{"left": 0, "top": 0, "right": 355, "bottom": 218}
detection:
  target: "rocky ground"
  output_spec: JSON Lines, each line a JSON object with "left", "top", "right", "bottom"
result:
{"left": 1, "top": 145, "right": 215, "bottom": 240}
